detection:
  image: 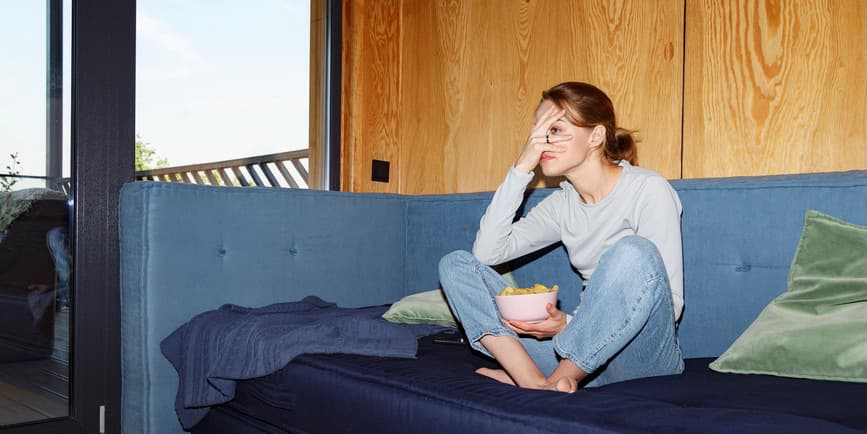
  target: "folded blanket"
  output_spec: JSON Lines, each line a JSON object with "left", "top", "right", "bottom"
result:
{"left": 160, "top": 296, "right": 447, "bottom": 429}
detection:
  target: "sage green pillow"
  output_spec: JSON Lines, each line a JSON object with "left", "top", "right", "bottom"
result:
{"left": 381, "top": 289, "right": 458, "bottom": 328}
{"left": 709, "top": 210, "right": 867, "bottom": 382}
{"left": 382, "top": 271, "right": 518, "bottom": 327}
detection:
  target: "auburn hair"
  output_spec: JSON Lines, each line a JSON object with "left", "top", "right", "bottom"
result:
{"left": 541, "top": 82, "right": 637, "bottom": 165}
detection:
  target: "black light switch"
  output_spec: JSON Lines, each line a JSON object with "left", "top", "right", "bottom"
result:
{"left": 372, "top": 159, "right": 390, "bottom": 183}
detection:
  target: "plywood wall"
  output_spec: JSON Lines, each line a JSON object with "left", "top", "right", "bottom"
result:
{"left": 341, "top": 0, "right": 402, "bottom": 193}
{"left": 343, "top": 0, "right": 684, "bottom": 193}
{"left": 308, "top": 0, "right": 326, "bottom": 190}
{"left": 341, "top": 0, "right": 866, "bottom": 193}
{"left": 683, "top": 0, "right": 867, "bottom": 178}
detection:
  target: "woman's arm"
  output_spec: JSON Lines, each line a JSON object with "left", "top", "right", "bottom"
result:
{"left": 473, "top": 103, "right": 570, "bottom": 266}
{"left": 472, "top": 168, "right": 562, "bottom": 265}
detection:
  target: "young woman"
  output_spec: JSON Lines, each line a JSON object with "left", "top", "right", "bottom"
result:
{"left": 439, "top": 82, "right": 684, "bottom": 393}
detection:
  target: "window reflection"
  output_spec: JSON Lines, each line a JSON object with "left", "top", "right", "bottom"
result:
{"left": 0, "top": 0, "right": 71, "bottom": 425}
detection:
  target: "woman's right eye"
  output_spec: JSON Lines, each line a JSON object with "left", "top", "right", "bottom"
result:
{"left": 549, "top": 127, "right": 560, "bottom": 134}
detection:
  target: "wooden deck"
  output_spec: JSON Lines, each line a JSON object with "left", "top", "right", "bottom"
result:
{"left": 0, "top": 310, "right": 69, "bottom": 426}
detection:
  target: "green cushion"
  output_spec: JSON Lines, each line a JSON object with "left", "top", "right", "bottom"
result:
{"left": 381, "top": 289, "right": 458, "bottom": 328}
{"left": 709, "top": 210, "right": 867, "bottom": 382}
{"left": 382, "top": 271, "right": 517, "bottom": 327}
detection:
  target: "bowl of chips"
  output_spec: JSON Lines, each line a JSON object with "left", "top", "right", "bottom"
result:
{"left": 495, "top": 284, "right": 559, "bottom": 322}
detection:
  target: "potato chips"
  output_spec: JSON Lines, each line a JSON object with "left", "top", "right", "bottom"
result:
{"left": 498, "top": 283, "right": 558, "bottom": 296}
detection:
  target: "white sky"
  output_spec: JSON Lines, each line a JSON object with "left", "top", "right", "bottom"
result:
{"left": 0, "top": 0, "right": 310, "bottom": 183}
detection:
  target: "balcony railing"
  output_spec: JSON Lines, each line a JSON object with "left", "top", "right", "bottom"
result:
{"left": 1, "top": 150, "right": 309, "bottom": 194}
{"left": 136, "top": 150, "right": 309, "bottom": 188}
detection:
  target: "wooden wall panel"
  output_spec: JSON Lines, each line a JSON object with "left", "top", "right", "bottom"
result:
{"left": 683, "top": 0, "right": 867, "bottom": 178}
{"left": 342, "top": 0, "right": 403, "bottom": 193}
{"left": 399, "top": 0, "right": 529, "bottom": 194}
{"left": 307, "top": 0, "right": 325, "bottom": 190}
{"left": 344, "top": 0, "right": 684, "bottom": 194}
{"left": 534, "top": 1, "right": 684, "bottom": 183}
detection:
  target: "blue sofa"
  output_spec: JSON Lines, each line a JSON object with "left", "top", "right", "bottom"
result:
{"left": 119, "top": 170, "right": 867, "bottom": 434}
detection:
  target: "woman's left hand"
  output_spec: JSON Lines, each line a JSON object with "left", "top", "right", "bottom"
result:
{"left": 503, "top": 303, "right": 567, "bottom": 338}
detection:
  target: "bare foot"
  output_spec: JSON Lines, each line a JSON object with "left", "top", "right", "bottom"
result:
{"left": 475, "top": 367, "right": 517, "bottom": 386}
{"left": 476, "top": 368, "right": 577, "bottom": 393}
{"left": 550, "top": 376, "right": 577, "bottom": 393}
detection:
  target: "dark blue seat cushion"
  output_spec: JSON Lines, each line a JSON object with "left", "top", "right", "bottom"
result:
{"left": 197, "top": 335, "right": 867, "bottom": 434}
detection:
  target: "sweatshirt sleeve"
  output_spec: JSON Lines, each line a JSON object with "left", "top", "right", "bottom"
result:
{"left": 472, "top": 167, "right": 562, "bottom": 266}
{"left": 634, "top": 176, "right": 684, "bottom": 322}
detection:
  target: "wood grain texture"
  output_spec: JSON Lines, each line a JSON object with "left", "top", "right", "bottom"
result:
{"left": 683, "top": 0, "right": 867, "bottom": 178}
{"left": 342, "top": 0, "right": 403, "bottom": 193}
{"left": 308, "top": 0, "right": 325, "bottom": 189}
{"left": 344, "top": 0, "right": 683, "bottom": 193}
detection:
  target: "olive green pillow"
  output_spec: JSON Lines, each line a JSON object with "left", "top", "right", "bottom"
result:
{"left": 382, "top": 271, "right": 518, "bottom": 327}
{"left": 710, "top": 210, "right": 867, "bottom": 382}
{"left": 381, "top": 289, "right": 459, "bottom": 328}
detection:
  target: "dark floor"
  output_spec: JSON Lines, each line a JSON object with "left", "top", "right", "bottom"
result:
{"left": 0, "top": 309, "right": 69, "bottom": 426}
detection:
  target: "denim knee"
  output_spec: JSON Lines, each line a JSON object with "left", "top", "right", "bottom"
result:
{"left": 609, "top": 235, "right": 656, "bottom": 258}
{"left": 439, "top": 250, "right": 475, "bottom": 276}
{"left": 438, "top": 250, "right": 481, "bottom": 300}
{"left": 603, "top": 236, "right": 665, "bottom": 277}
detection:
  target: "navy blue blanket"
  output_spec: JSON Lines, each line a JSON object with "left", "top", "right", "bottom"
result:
{"left": 201, "top": 337, "right": 867, "bottom": 434}
{"left": 160, "top": 296, "right": 446, "bottom": 429}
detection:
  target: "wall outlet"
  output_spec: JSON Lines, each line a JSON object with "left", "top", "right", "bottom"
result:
{"left": 372, "top": 159, "right": 390, "bottom": 183}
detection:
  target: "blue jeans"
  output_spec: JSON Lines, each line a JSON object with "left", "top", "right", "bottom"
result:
{"left": 438, "top": 236, "right": 684, "bottom": 387}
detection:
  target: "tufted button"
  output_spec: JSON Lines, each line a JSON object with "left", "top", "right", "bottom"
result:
{"left": 288, "top": 247, "right": 298, "bottom": 256}
{"left": 735, "top": 264, "right": 751, "bottom": 272}
{"left": 217, "top": 247, "right": 227, "bottom": 256}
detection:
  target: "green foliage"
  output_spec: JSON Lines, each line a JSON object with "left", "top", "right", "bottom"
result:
{"left": 0, "top": 193, "right": 35, "bottom": 235}
{"left": 0, "top": 153, "right": 33, "bottom": 236}
{"left": 0, "top": 153, "right": 22, "bottom": 192}
{"left": 135, "top": 135, "right": 169, "bottom": 171}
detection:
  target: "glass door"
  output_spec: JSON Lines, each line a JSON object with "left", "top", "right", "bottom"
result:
{"left": 135, "top": 0, "right": 312, "bottom": 188}
{"left": 0, "top": 0, "right": 130, "bottom": 432}
{"left": 0, "top": 0, "right": 72, "bottom": 425}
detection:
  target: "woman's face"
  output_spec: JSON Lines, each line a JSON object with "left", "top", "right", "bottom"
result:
{"left": 534, "top": 99, "right": 601, "bottom": 177}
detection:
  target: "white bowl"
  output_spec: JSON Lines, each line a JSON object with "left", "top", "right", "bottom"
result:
{"left": 495, "top": 291, "right": 558, "bottom": 322}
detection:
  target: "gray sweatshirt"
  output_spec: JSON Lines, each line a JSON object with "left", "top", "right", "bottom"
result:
{"left": 472, "top": 161, "right": 684, "bottom": 321}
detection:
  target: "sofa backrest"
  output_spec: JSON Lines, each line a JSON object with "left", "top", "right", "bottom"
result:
{"left": 119, "top": 183, "right": 411, "bottom": 434}
{"left": 404, "top": 171, "right": 867, "bottom": 359}
{"left": 673, "top": 171, "right": 867, "bottom": 357}
{"left": 119, "top": 170, "right": 867, "bottom": 434}
{"left": 404, "top": 189, "right": 581, "bottom": 307}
